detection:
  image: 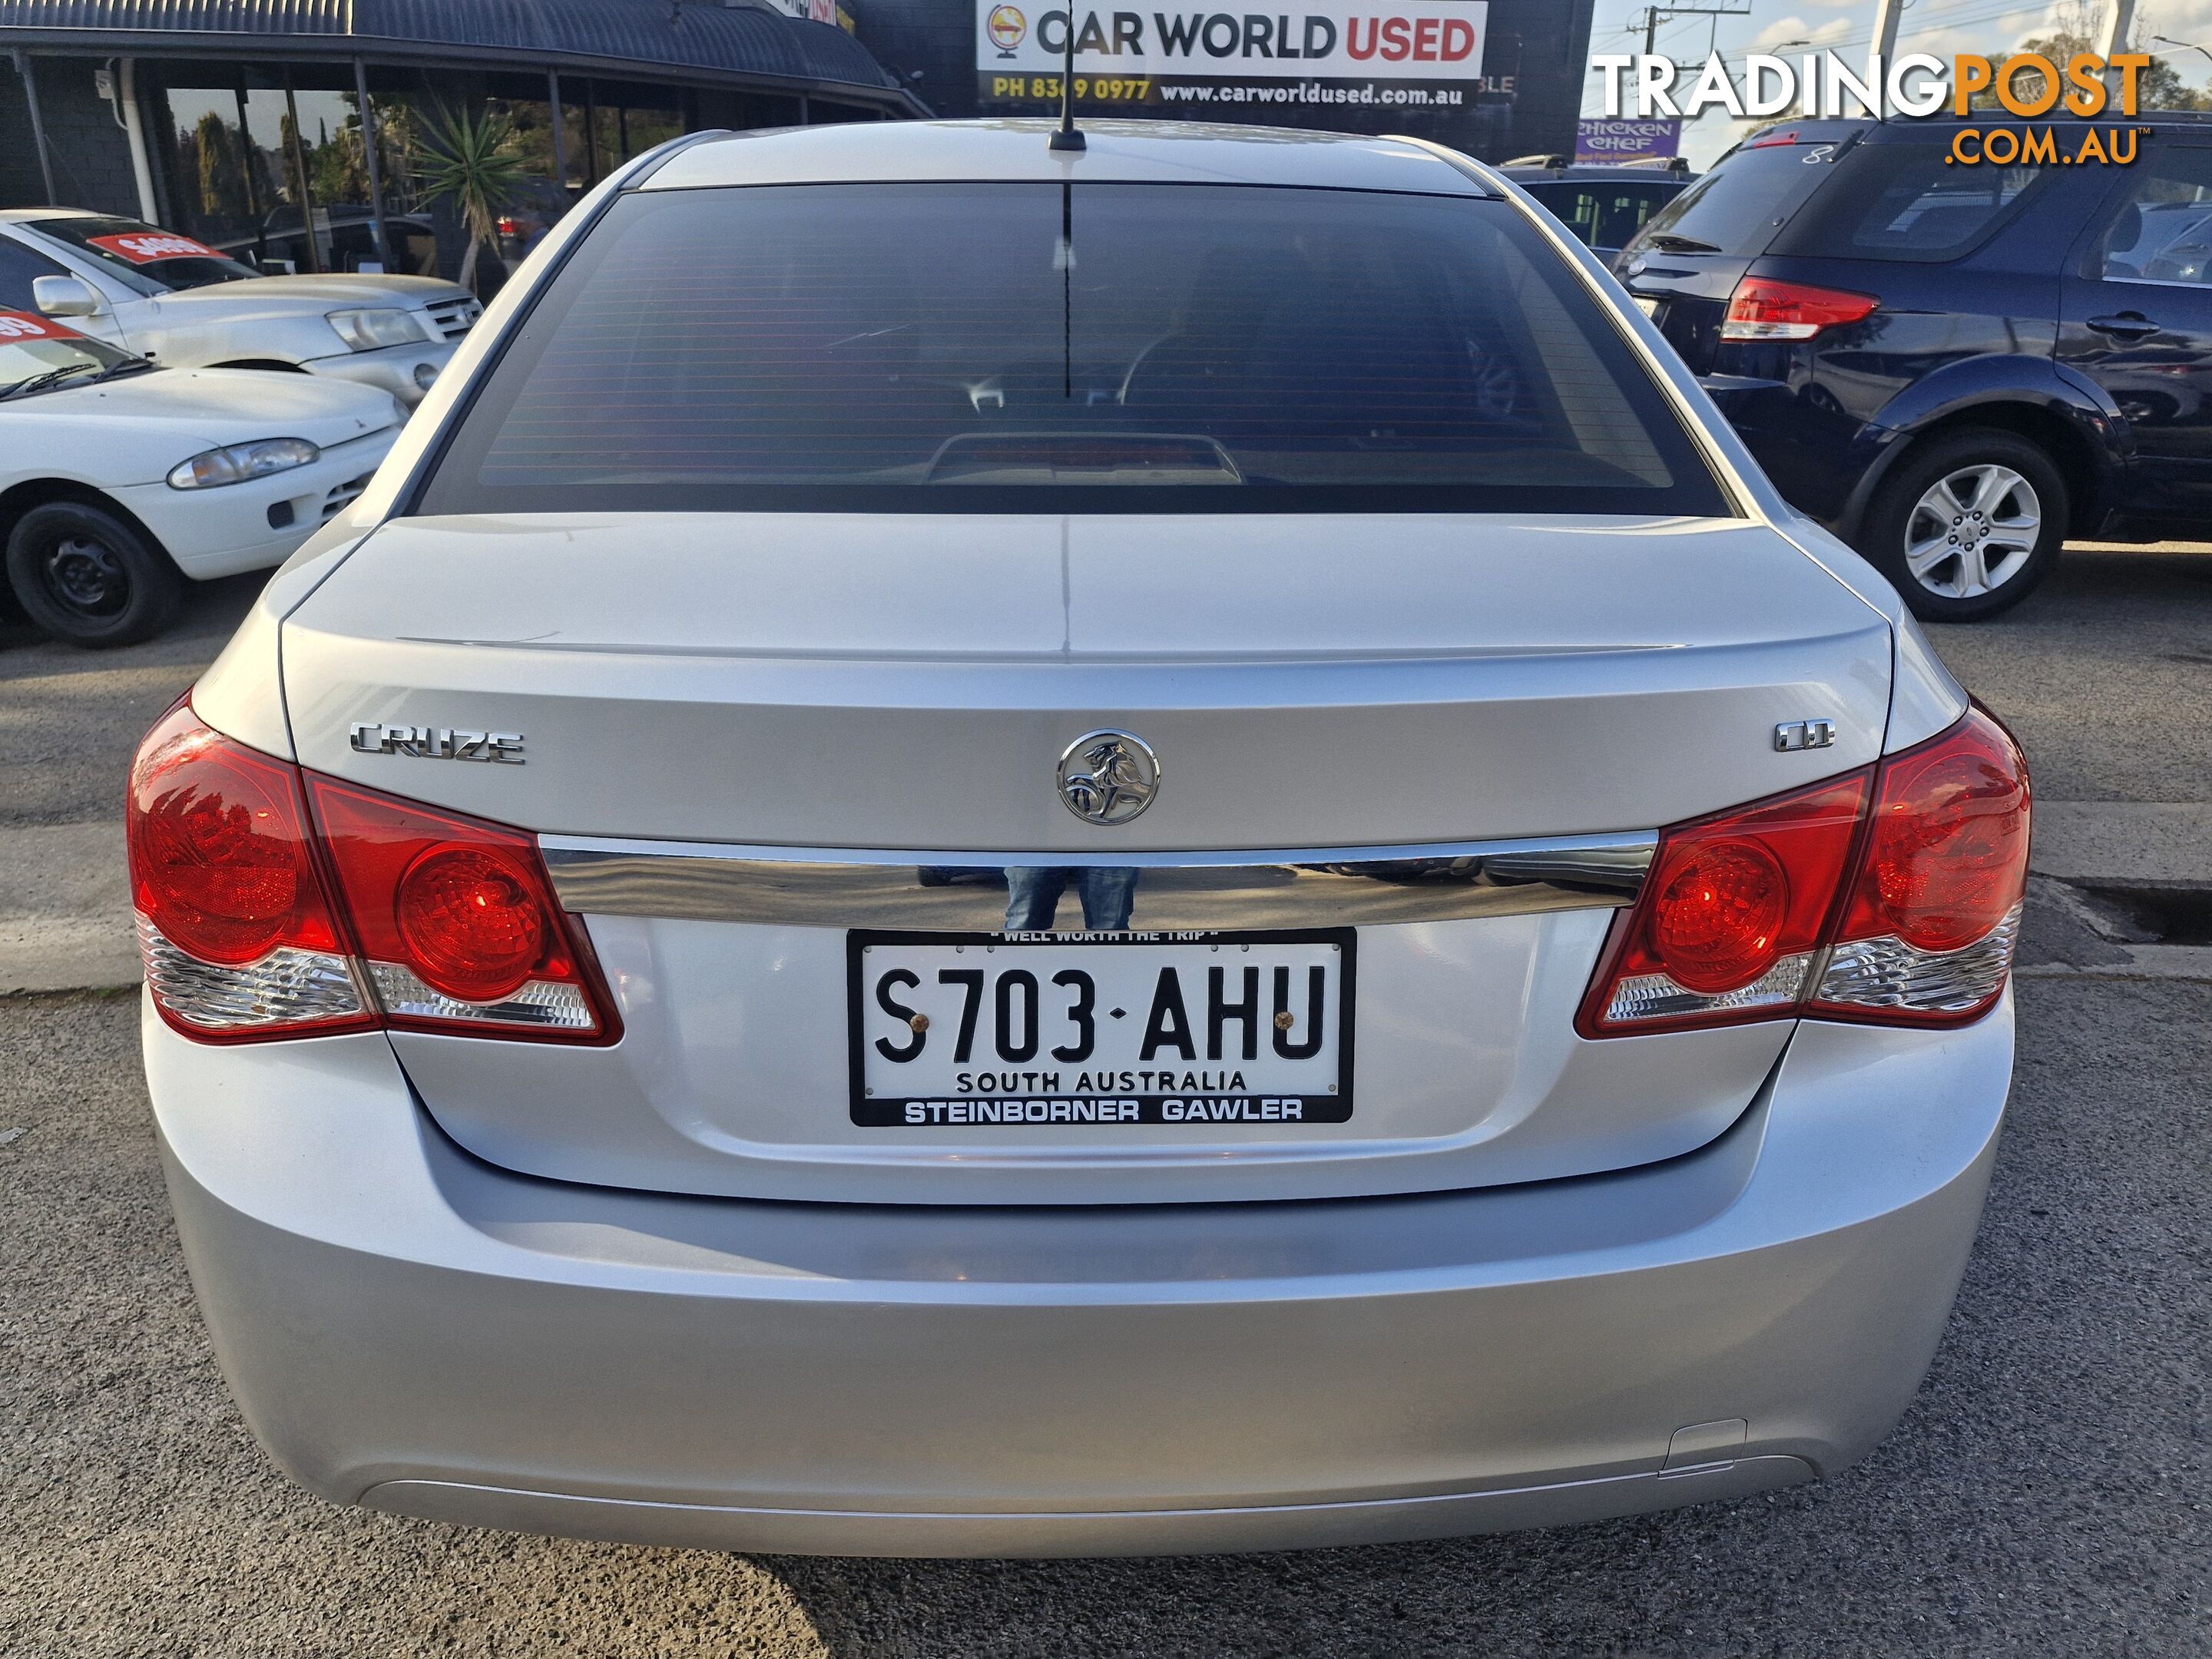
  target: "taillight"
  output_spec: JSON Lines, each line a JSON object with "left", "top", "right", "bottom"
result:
{"left": 1720, "top": 277, "right": 1879, "bottom": 342}
{"left": 310, "top": 778, "right": 613, "bottom": 1036}
{"left": 1810, "top": 710, "right": 2030, "bottom": 1025}
{"left": 129, "top": 706, "right": 616, "bottom": 1045}
{"left": 1579, "top": 772, "right": 1869, "bottom": 1035}
{"left": 128, "top": 704, "right": 373, "bottom": 1041}
{"left": 1581, "top": 707, "right": 2029, "bottom": 1037}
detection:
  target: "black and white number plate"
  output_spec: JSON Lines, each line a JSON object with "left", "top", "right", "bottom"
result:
{"left": 849, "top": 929, "right": 1355, "bottom": 1128}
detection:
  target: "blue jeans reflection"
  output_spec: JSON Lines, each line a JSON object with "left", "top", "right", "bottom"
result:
{"left": 1002, "top": 866, "right": 1139, "bottom": 931}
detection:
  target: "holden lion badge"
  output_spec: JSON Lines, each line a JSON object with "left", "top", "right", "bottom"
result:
{"left": 1056, "top": 730, "right": 1159, "bottom": 826}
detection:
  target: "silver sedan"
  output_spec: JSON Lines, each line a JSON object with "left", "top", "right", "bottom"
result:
{"left": 130, "top": 119, "right": 2029, "bottom": 1557}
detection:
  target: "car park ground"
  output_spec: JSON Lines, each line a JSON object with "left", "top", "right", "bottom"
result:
{"left": 2, "top": 546, "right": 2207, "bottom": 1656}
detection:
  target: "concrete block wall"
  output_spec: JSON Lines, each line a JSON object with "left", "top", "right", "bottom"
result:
{"left": 1, "top": 56, "right": 143, "bottom": 215}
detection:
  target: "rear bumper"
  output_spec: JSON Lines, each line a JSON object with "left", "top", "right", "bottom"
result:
{"left": 147, "top": 998, "right": 2009, "bottom": 1557}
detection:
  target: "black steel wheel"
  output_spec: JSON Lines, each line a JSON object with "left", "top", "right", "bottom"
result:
{"left": 5, "top": 501, "right": 183, "bottom": 647}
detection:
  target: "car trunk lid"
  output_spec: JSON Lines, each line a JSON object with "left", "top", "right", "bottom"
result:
{"left": 277, "top": 510, "right": 1893, "bottom": 1204}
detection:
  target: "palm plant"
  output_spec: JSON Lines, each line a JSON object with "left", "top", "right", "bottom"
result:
{"left": 413, "top": 105, "right": 531, "bottom": 290}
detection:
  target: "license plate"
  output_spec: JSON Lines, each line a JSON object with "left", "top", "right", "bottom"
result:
{"left": 1633, "top": 294, "right": 1662, "bottom": 318}
{"left": 849, "top": 929, "right": 1354, "bottom": 1128}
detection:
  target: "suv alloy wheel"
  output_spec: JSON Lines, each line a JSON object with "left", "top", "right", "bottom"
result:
{"left": 1859, "top": 429, "right": 2068, "bottom": 622}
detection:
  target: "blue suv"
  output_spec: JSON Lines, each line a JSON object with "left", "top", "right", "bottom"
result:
{"left": 1620, "top": 115, "right": 2212, "bottom": 620}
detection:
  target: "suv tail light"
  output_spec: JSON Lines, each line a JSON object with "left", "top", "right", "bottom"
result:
{"left": 1581, "top": 707, "right": 2028, "bottom": 1037}
{"left": 129, "top": 704, "right": 617, "bottom": 1045}
{"left": 1720, "top": 277, "right": 1879, "bottom": 342}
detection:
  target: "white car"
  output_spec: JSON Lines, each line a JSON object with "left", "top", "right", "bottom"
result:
{"left": 134, "top": 121, "right": 2029, "bottom": 1557}
{"left": 0, "top": 210, "right": 480, "bottom": 407}
{"left": 2, "top": 309, "right": 400, "bottom": 644}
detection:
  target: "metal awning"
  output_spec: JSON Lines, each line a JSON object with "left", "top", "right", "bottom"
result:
{"left": 0, "top": 0, "right": 922, "bottom": 109}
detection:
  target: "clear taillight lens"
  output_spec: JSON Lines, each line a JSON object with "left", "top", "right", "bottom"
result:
{"left": 129, "top": 705, "right": 616, "bottom": 1045}
{"left": 1581, "top": 707, "right": 2030, "bottom": 1036}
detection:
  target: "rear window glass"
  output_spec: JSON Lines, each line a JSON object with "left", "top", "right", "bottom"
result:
{"left": 1521, "top": 180, "right": 1682, "bottom": 250}
{"left": 1770, "top": 142, "right": 2052, "bottom": 262}
{"left": 1621, "top": 143, "right": 1834, "bottom": 258}
{"left": 418, "top": 182, "right": 1728, "bottom": 518}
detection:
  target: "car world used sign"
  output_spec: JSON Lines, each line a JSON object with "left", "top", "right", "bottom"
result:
{"left": 977, "top": 0, "right": 1486, "bottom": 109}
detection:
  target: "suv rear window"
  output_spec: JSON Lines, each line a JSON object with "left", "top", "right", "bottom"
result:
{"left": 418, "top": 182, "right": 1728, "bottom": 517}
{"left": 1621, "top": 141, "right": 1835, "bottom": 258}
{"left": 1770, "top": 141, "right": 2053, "bottom": 262}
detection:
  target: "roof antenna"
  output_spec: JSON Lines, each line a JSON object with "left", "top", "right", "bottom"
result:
{"left": 1048, "top": 5, "right": 1085, "bottom": 151}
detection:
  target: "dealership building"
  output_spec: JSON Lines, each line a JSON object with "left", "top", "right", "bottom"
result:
{"left": 2, "top": 0, "right": 1588, "bottom": 281}
{"left": 0, "top": 0, "right": 922, "bottom": 278}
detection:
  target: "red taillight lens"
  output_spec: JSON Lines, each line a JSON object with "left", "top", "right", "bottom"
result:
{"left": 1720, "top": 277, "right": 1879, "bottom": 342}
{"left": 309, "top": 777, "right": 614, "bottom": 1038}
{"left": 129, "top": 703, "right": 615, "bottom": 1045}
{"left": 130, "top": 705, "right": 333, "bottom": 964}
{"left": 1648, "top": 838, "right": 1790, "bottom": 992}
{"left": 128, "top": 706, "right": 371, "bottom": 1040}
{"left": 396, "top": 846, "right": 548, "bottom": 1002}
{"left": 1810, "top": 707, "right": 2029, "bottom": 1025}
{"left": 1583, "top": 708, "right": 2030, "bottom": 1037}
{"left": 1836, "top": 712, "right": 2031, "bottom": 953}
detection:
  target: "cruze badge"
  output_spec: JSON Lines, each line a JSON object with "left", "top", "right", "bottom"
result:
{"left": 1057, "top": 730, "right": 1158, "bottom": 825}
{"left": 349, "top": 722, "right": 524, "bottom": 763}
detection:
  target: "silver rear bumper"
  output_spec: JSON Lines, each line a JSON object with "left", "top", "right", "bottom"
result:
{"left": 147, "top": 997, "right": 2008, "bottom": 1558}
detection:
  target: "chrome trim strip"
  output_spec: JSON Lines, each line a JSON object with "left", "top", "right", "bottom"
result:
{"left": 540, "top": 833, "right": 1655, "bottom": 932}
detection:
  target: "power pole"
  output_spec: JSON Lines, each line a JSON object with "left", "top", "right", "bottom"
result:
{"left": 2098, "top": 0, "right": 2137, "bottom": 102}
{"left": 1867, "top": 0, "right": 1906, "bottom": 114}
{"left": 2097, "top": 0, "right": 2137, "bottom": 58}
{"left": 1635, "top": 2, "right": 1751, "bottom": 80}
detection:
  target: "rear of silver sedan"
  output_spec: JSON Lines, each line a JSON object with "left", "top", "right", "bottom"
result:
{"left": 134, "top": 121, "right": 2029, "bottom": 1556}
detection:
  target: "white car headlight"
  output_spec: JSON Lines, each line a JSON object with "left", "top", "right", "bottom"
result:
{"left": 326, "top": 308, "right": 429, "bottom": 351}
{"left": 167, "top": 438, "right": 322, "bottom": 490}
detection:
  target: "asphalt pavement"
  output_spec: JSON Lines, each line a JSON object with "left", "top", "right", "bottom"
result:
{"left": 2, "top": 543, "right": 2208, "bottom": 1656}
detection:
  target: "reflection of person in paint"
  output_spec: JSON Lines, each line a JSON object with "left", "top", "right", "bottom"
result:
{"left": 1003, "top": 866, "right": 1138, "bottom": 929}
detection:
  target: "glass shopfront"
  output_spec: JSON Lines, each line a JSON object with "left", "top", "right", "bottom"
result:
{"left": 141, "top": 64, "right": 762, "bottom": 293}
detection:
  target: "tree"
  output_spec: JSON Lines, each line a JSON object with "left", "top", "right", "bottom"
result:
{"left": 188, "top": 112, "right": 247, "bottom": 220}
{"left": 1979, "top": 4, "right": 2212, "bottom": 112}
{"left": 412, "top": 105, "right": 531, "bottom": 290}
{"left": 309, "top": 108, "right": 373, "bottom": 208}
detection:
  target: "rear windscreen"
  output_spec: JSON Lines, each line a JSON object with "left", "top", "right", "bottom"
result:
{"left": 416, "top": 182, "right": 1728, "bottom": 517}
{"left": 1621, "top": 142, "right": 1836, "bottom": 258}
{"left": 1769, "top": 141, "right": 2054, "bottom": 262}
{"left": 1522, "top": 180, "right": 1682, "bottom": 250}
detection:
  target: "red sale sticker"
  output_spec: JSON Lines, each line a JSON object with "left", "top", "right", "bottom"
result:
{"left": 0, "top": 310, "right": 82, "bottom": 340}
{"left": 86, "top": 230, "right": 222, "bottom": 264}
